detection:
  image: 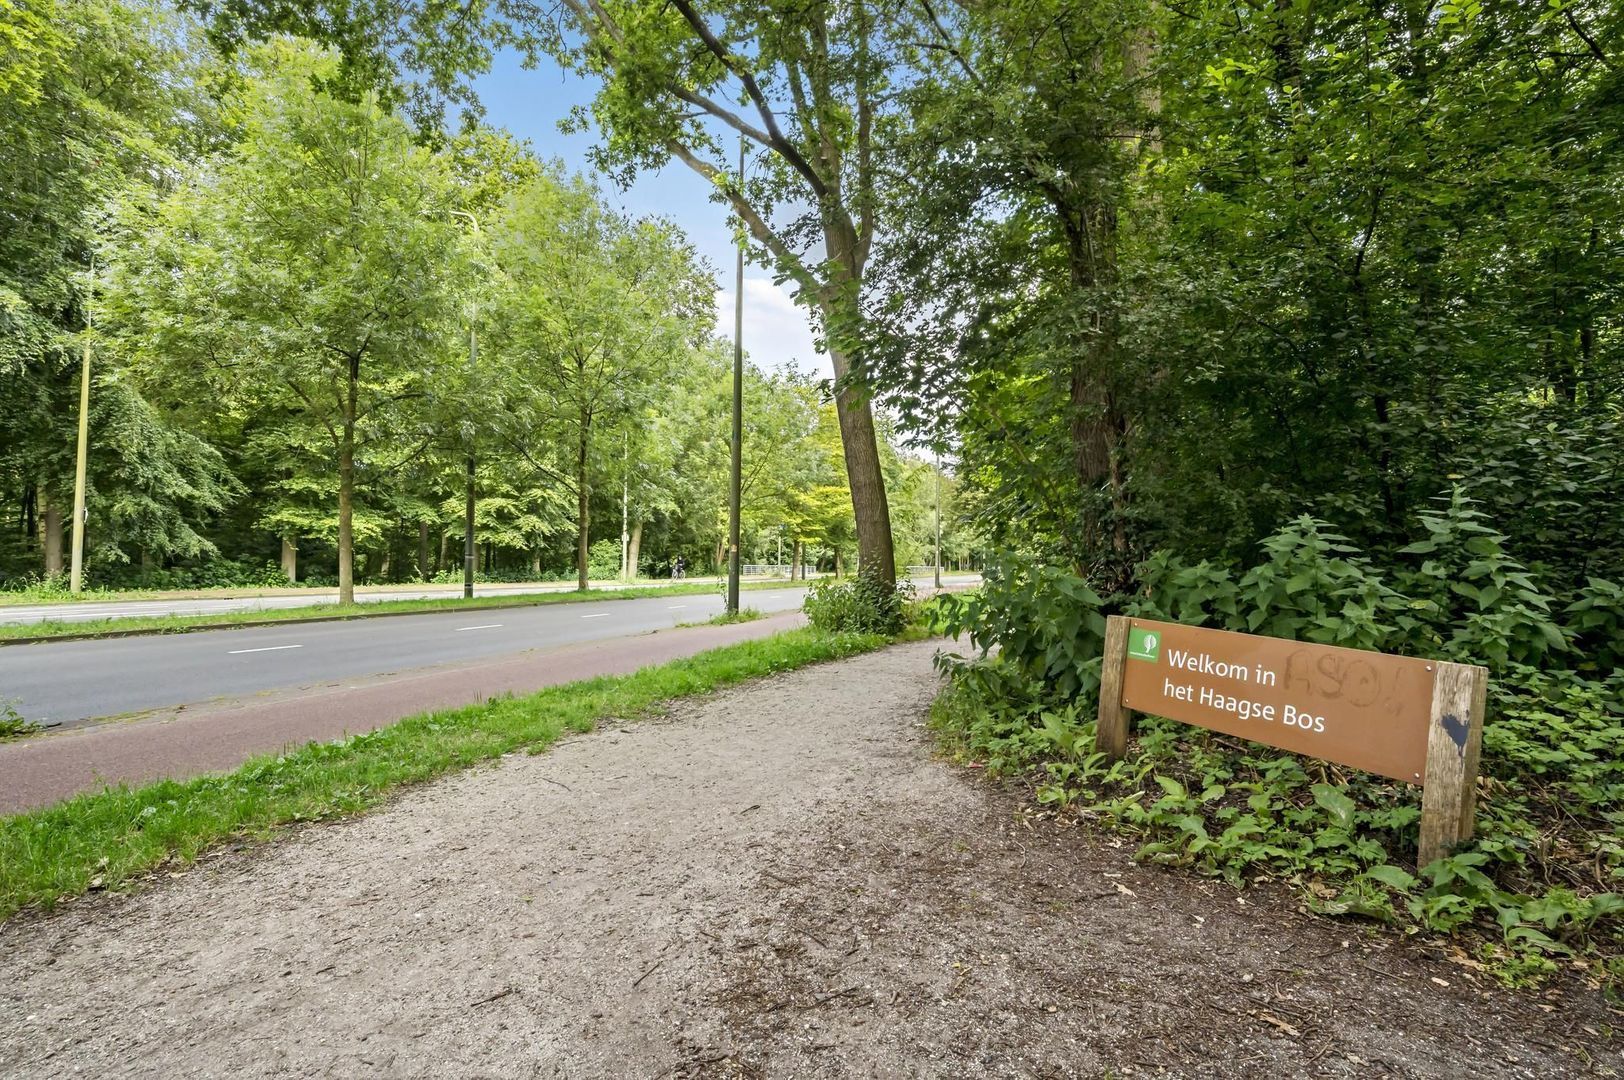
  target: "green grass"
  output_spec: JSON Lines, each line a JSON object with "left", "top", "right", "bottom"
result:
{"left": 0, "top": 627, "right": 891, "bottom": 919}
{"left": 0, "top": 700, "right": 41, "bottom": 741}
{"left": 703, "top": 607, "right": 765, "bottom": 626}
{"left": 0, "top": 579, "right": 802, "bottom": 644}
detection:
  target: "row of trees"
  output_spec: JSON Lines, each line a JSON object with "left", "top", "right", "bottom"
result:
{"left": 1, "top": 10, "right": 967, "bottom": 599}
{"left": 163, "top": 0, "right": 1611, "bottom": 603}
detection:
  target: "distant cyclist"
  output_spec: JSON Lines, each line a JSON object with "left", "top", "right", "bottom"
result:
{"left": 672, "top": 555, "right": 685, "bottom": 580}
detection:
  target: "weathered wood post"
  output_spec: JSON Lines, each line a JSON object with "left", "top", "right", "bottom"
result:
{"left": 1417, "top": 661, "right": 1488, "bottom": 867}
{"left": 1097, "top": 615, "right": 1133, "bottom": 759}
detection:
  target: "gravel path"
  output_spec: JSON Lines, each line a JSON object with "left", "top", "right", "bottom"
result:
{"left": 1, "top": 639, "right": 1617, "bottom": 1078}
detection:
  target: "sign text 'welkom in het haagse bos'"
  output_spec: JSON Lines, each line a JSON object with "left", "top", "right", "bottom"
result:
{"left": 1118, "top": 618, "right": 1438, "bottom": 782}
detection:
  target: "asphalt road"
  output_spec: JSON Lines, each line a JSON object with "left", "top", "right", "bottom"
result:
{"left": 1, "top": 586, "right": 810, "bottom": 730}
{"left": 0, "top": 578, "right": 727, "bottom": 626}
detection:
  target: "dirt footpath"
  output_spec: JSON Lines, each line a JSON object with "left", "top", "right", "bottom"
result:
{"left": 1, "top": 640, "right": 1618, "bottom": 1078}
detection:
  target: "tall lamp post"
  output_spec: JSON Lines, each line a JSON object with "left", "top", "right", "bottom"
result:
{"left": 69, "top": 269, "right": 93, "bottom": 594}
{"left": 934, "top": 453, "right": 943, "bottom": 591}
{"left": 726, "top": 136, "right": 745, "bottom": 615}
{"left": 451, "top": 210, "right": 480, "bottom": 600}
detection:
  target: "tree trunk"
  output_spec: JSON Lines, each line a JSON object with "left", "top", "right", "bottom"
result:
{"left": 281, "top": 535, "right": 298, "bottom": 584}
{"left": 575, "top": 412, "right": 591, "bottom": 591}
{"left": 818, "top": 306, "right": 896, "bottom": 589}
{"left": 792, "top": 538, "right": 802, "bottom": 581}
{"left": 627, "top": 519, "right": 643, "bottom": 581}
{"left": 338, "top": 356, "right": 358, "bottom": 605}
{"left": 418, "top": 522, "right": 431, "bottom": 580}
{"left": 41, "top": 491, "right": 63, "bottom": 577}
{"left": 379, "top": 548, "right": 391, "bottom": 583}
{"left": 437, "top": 529, "right": 449, "bottom": 574}
{"left": 834, "top": 548, "right": 843, "bottom": 579}
{"left": 530, "top": 548, "right": 541, "bottom": 576}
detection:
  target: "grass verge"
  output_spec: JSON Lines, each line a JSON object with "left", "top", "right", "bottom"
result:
{"left": 0, "top": 580, "right": 798, "bottom": 645}
{"left": 702, "top": 607, "right": 765, "bottom": 626}
{"left": 0, "top": 627, "right": 890, "bottom": 920}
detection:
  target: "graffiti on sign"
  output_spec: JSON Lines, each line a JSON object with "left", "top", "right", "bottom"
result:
{"left": 1118, "top": 618, "right": 1437, "bottom": 782}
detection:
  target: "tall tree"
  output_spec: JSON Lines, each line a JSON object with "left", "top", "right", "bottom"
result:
{"left": 488, "top": 173, "right": 713, "bottom": 589}
{"left": 181, "top": 0, "right": 906, "bottom": 587}
{"left": 549, "top": 0, "right": 902, "bottom": 585}
{"left": 102, "top": 41, "right": 466, "bottom": 602}
{"left": 0, "top": 0, "right": 218, "bottom": 578}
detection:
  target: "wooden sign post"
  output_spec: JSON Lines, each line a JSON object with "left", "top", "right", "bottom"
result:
{"left": 1097, "top": 615, "right": 1487, "bottom": 867}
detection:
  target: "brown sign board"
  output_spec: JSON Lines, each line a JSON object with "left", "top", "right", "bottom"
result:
{"left": 1117, "top": 618, "right": 1437, "bottom": 782}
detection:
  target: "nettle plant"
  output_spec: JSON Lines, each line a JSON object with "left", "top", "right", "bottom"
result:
{"left": 929, "top": 502, "right": 1624, "bottom": 988}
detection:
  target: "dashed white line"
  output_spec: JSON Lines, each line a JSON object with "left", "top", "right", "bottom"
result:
{"left": 666, "top": 605, "right": 688, "bottom": 610}
{"left": 455, "top": 623, "right": 504, "bottom": 632}
{"left": 227, "top": 644, "right": 304, "bottom": 655}
{"left": 580, "top": 612, "right": 611, "bottom": 619}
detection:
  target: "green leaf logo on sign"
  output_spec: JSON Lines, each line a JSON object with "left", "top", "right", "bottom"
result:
{"left": 1128, "top": 626, "right": 1160, "bottom": 662}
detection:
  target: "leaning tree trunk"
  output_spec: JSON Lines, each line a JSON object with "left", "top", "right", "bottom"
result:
{"left": 817, "top": 219, "right": 896, "bottom": 589}
{"left": 821, "top": 333, "right": 896, "bottom": 588}
{"left": 575, "top": 411, "right": 591, "bottom": 591}
{"left": 337, "top": 356, "right": 359, "bottom": 605}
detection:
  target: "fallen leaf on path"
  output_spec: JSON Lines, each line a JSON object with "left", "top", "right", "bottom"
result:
{"left": 1255, "top": 1012, "right": 1302, "bottom": 1039}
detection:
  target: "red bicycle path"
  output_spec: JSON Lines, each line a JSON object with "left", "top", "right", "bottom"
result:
{"left": 0, "top": 611, "right": 808, "bottom": 815}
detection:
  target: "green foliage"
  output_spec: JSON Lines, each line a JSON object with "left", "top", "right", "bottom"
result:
{"left": 586, "top": 539, "right": 623, "bottom": 581}
{"left": 803, "top": 572, "right": 913, "bottom": 636}
{"left": 933, "top": 551, "right": 1108, "bottom": 700}
{"left": 0, "top": 699, "right": 42, "bottom": 741}
{"left": 706, "top": 607, "right": 764, "bottom": 627}
{"left": 932, "top": 508, "right": 1623, "bottom": 985}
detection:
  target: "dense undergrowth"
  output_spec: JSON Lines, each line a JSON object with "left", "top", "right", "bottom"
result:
{"left": 930, "top": 495, "right": 1623, "bottom": 992}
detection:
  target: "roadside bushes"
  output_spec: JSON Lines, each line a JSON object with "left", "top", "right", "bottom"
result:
{"left": 803, "top": 572, "right": 914, "bottom": 635}
{"left": 930, "top": 497, "right": 1623, "bottom": 989}
{"left": 0, "top": 559, "right": 310, "bottom": 595}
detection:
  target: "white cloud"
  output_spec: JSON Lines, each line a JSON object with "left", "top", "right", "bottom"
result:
{"left": 713, "top": 276, "right": 827, "bottom": 379}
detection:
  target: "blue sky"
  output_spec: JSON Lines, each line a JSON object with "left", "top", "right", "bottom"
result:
{"left": 470, "top": 49, "right": 824, "bottom": 378}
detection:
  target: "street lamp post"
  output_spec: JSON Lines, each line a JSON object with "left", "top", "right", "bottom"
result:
{"left": 621, "top": 431, "right": 630, "bottom": 582}
{"left": 934, "top": 453, "right": 943, "bottom": 591}
{"left": 726, "top": 136, "right": 744, "bottom": 615}
{"left": 450, "top": 210, "right": 480, "bottom": 601}
{"left": 69, "top": 320, "right": 92, "bottom": 594}
{"left": 69, "top": 254, "right": 96, "bottom": 595}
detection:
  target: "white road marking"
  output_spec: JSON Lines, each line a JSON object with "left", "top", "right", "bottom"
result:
{"left": 580, "top": 613, "right": 610, "bottom": 619}
{"left": 666, "top": 605, "right": 688, "bottom": 610}
{"left": 455, "top": 623, "right": 504, "bottom": 632}
{"left": 228, "top": 644, "right": 304, "bottom": 655}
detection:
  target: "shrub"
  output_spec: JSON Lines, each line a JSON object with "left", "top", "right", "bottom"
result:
{"left": 587, "top": 538, "right": 623, "bottom": 580}
{"left": 803, "top": 572, "right": 913, "bottom": 635}
{"left": 931, "top": 502, "right": 1623, "bottom": 988}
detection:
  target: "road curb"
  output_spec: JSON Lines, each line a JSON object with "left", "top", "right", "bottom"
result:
{"left": 0, "top": 591, "right": 725, "bottom": 647}
{"left": 0, "top": 579, "right": 977, "bottom": 648}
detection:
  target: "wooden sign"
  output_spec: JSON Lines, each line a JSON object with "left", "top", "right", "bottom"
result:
{"left": 1097, "top": 616, "right": 1487, "bottom": 866}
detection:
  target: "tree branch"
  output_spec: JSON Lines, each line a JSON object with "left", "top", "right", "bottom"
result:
{"left": 666, "top": 0, "right": 833, "bottom": 202}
